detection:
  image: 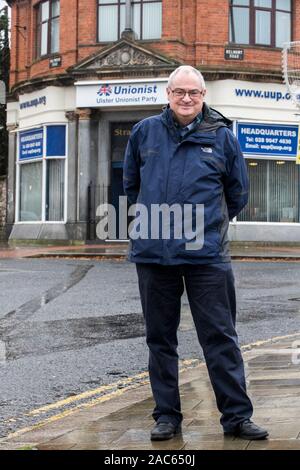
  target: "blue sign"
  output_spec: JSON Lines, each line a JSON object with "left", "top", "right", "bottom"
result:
{"left": 19, "top": 128, "right": 44, "bottom": 160}
{"left": 236, "top": 123, "right": 299, "bottom": 158}
{"left": 46, "top": 125, "right": 66, "bottom": 157}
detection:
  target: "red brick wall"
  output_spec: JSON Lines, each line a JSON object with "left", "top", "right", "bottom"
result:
{"left": 9, "top": 0, "right": 300, "bottom": 89}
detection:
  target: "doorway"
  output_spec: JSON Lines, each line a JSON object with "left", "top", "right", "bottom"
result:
{"left": 110, "top": 122, "right": 137, "bottom": 239}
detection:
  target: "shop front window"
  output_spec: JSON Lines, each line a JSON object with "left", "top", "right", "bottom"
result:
{"left": 98, "top": 0, "right": 162, "bottom": 42}
{"left": 229, "top": 0, "right": 291, "bottom": 48}
{"left": 18, "top": 125, "right": 67, "bottom": 223}
{"left": 238, "top": 159, "right": 300, "bottom": 222}
{"left": 46, "top": 159, "right": 65, "bottom": 222}
{"left": 20, "top": 162, "right": 43, "bottom": 222}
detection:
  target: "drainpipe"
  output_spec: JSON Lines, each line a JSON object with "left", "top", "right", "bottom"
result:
{"left": 121, "top": 0, "right": 137, "bottom": 41}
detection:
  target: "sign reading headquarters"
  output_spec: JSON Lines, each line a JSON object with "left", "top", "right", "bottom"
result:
{"left": 237, "top": 123, "right": 299, "bottom": 158}
{"left": 19, "top": 126, "right": 66, "bottom": 160}
{"left": 19, "top": 128, "right": 44, "bottom": 160}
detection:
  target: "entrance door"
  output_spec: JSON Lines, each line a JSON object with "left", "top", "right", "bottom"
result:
{"left": 110, "top": 122, "right": 137, "bottom": 239}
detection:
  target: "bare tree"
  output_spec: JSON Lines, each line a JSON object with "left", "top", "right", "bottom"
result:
{"left": 0, "top": 5, "right": 10, "bottom": 176}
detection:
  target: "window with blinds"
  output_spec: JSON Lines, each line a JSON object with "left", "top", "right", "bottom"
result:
{"left": 18, "top": 125, "right": 67, "bottom": 223}
{"left": 98, "top": 0, "right": 162, "bottom": 42}
{"left": 36, "top": 0, "right": 60, "bottom": 58}
{"left": 237, "top": 159, "right": 300, "bottom": 223}
{"left": 229, "top": 0, "right": 291, "bottom": 48}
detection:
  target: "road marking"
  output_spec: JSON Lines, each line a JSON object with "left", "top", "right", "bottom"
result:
{"left": 3, "top": 382, "right": 150, "bottom": 440}
{"left": 26, "top": 372, "right": 150, "bottom": 416}
{"left": 241, "top": 332, "right": 300, "bottom": 350}
{"left": 2, "top": 358, "right": 201, "bottom": 441}
{"left": 2, "top": 334, "right": 300, "bottom": 443}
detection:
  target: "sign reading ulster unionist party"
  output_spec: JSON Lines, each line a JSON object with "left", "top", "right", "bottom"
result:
{"left": 19, "top": 128, "right": 44, "bottom": 160}
{"left": 237, "top": 122, "right": 299, "bottom": 158}
{"left": 76, "top": 79, "right": 168, "bottom": 108}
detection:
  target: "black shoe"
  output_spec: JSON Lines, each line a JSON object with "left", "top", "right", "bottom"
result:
{"left": 225, "top": 419, "right": 269, "bottom": 440}
{"left": 150, "top": 422, "right": 182, "bottom": 441}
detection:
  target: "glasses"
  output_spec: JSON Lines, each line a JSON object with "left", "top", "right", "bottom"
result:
{"left": 170, "top": 88, "right": 204, "bottom": 99}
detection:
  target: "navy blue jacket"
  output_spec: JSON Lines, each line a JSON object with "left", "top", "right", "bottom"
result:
{"left": 123, "top": 103, "right": 248, "bottom": 265}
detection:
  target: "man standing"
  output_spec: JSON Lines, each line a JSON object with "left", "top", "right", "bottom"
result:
{"left": 123, "top": 66, "right": 268, "bottom": 441}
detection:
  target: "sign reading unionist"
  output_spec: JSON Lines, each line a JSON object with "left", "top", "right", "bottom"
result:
{"left": 236, "top": 122, "right": 299, "bottom": 158}
{"left": 76, "top": 79, "right": 168, "bottom": 108}
{"left": 19, "top": 128, "right": 44, "bottom": 160}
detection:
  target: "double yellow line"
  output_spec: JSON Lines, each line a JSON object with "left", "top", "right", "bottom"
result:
{"left": 3, "top": 333, "right": 300, "bottom": 442}
{"left": 3, "top": 359, "right": 201, "bottom": 440}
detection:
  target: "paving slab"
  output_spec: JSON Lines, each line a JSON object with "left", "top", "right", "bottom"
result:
{"left": 1, "top": 333, "right": 300, "bottom": 450}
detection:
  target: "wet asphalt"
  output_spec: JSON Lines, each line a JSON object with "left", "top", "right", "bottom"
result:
{"left": 0, "top": 258, "right": 299, "bottom": 438}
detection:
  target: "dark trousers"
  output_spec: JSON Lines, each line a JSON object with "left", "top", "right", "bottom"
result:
{"left": 136, "top": 262, "right": 253, "bottom": 432}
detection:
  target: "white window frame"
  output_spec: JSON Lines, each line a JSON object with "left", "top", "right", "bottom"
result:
{"left": 15, "top": 123, "right": 68, "bottom": 224}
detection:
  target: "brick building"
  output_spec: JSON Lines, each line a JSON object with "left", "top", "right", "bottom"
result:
{"left": 5, "top": 0, "right": 300, "bottom": 242}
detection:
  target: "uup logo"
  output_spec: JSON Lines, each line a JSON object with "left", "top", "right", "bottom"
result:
{"left": 97, "top": 84, "right": 113, "bottom": 97}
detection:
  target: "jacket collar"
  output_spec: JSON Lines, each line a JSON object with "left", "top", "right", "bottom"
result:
{"left": 161, "top": 104, "right": 226, "bottom": 145}
{"left": 161, "top": 103, "right": 232, "bottom": 132}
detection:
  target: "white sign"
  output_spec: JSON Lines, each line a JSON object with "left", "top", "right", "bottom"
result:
{"left": 206, "top": 80, "right": 296, "bottom": 110}
{"left": 76, "top": 79, "right": 168, "bottom": 108}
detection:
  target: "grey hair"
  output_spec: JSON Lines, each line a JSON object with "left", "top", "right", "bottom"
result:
{"left": 167, "top": 66, "right": 206, "bottom": 90}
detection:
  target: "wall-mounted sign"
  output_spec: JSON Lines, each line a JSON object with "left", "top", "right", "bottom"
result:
{"left": 76, "top": 79, "right": 168, "bottom": 108}
{"left": 50, "top": 56, "right": 62, "bottom": 68}
{"left": 19, "top": 128, "right": 44, "bottom": 160}
{"left": 225, "top": 48, "right": 244, "bottom": 60}
{"left": 20, "top": 96, "right": 46, "bottom": 110}
{"left": 46, "top": 125, "right": 66, "bottom": 157}
{"left": 236, "top": 122, "right": 299, "bottom": 158}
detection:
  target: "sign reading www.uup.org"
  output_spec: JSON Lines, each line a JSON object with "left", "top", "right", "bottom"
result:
{"left": 75, "top": 79, "right": 168, "bottom": 108}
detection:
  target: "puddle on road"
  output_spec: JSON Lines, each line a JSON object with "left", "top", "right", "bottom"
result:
{"left": 0, "top": 264, "right": 196, "bottom": 363}
{"left": 0, "top": 264, "right": 93, "bottom": 334}
{"left": 0, "top": 264, "right": 94, "bottom": 363}
{"left": 0, "top": 310, "right": 195, "bottom": 362}
{"left": 1, "top": 313, "right": 146, "bottom": 361}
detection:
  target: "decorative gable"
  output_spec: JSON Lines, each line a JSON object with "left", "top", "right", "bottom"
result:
{"left": 71, "top": 38, "right": 180, "bottom": 74}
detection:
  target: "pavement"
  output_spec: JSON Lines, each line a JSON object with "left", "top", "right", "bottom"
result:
{"left": 1, "top": 333, "right": 300, "bottom": 450}
{"left": 1, "top": 241, "right": 300, "bottom": 260}
{"left": 1, "top": 242, "right": 300, "bottom": 451}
